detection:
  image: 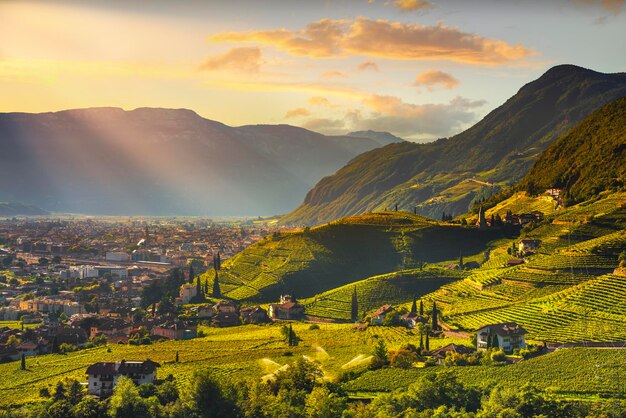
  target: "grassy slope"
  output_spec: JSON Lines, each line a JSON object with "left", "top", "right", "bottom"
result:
{"left": 518, "top": 96, "right": 626, "bottom": 203}
{"left": 201, "top": 212, "right": 511, "bottom": 302}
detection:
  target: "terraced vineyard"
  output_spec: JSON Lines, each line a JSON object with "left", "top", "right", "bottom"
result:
{"left": 204, "top": 212, "right": 509, "bottom": 303}
{"left": 485, "top": 192, "right": 558, "bottom": 217}
{"left": 301, "top": 268, "right": 461, "bottom": 320}
{"left": 419, "top": 191, "right": 626, "bottom": 343}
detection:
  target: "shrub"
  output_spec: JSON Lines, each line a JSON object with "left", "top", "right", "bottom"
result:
{"left": 491, "top": 350, "right": 507, "bottom": 362}
{"left": 309, "top": 324, "right": 320, "bottom": 330}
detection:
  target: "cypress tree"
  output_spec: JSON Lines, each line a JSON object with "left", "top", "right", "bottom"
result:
{"left": 189, "top": 265, "right": 195, "bottom": 284}
{"left": 175, "top": 351, "right": 179, "bottom": 363}
{"left": 212, "top": 271, "right": 221, "bottom": 298}
{"left": 288, "top": 324, "right": 294, "bottom": 346}
{"left": 196, "top": 275, "right": 202, "bottom": 298}
{"left": 351, "top": 287, "right": 359, "bottom": 322}
{"left": 441, "top": 211, "right": 446, "bottom": 222}
{"left": 459, "top": 251, "right": 464, "bottom": 270}
{"left": 431, "top": 302, "right": 438, "bottom": 331}
{"left": 216, "top": 253, "right": 221, "bottom": 270}
{"left": 395, "top": 203, "right": 398, "bottom": 212}
{"left": 419, "top": 330, "right": 424, "bottom": 350}
{"left": 425, "top": 332, "right": 430, "bottom": 351}
{"left": 410, "top": 296, "right": 417, "bottom": 315}
{"left": 20, "top": 353, "right": 25, "bottom": 370}
{"left": 204, "top": 279, "right": 209, "bottom": 295}
{"left": 419, "top": 300, "right": 424, "bottom": 316}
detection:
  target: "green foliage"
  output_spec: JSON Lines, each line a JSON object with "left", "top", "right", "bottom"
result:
{"left": 518, "top": 96, "right": 626, "bottom": 204}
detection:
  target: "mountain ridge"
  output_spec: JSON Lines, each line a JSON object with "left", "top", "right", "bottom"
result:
{"left": 281, "top": 64, "right": 626, "bottom": 225}
{"left": 0, "top": 107, "right": 385, "bottom": 216}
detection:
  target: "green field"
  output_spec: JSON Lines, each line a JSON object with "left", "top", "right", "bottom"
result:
{"left": 2, "top": 323, "right": 625, "bottom": 409}
{"left": 0, "top": 323, "right": 466, "bottom": 408}
{"left": 200, "top": 212, "right": 511, "bottom": 303}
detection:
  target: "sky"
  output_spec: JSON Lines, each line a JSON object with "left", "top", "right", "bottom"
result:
{"left": 1, "top": 0, "right": 625, "bottom": 142}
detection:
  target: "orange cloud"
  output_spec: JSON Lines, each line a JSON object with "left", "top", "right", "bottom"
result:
{"left": 357, "top": 61, "right": 379, "bottom": 71}
{"left": 321, "top": 70, "right": 347, "bottom": 79}
{"left": 574, "top": 0, "right": 624, "bottom": 13}
{"left": 284, "top": 107, "right": 311, "bottom": 118}
{"left": 210, "top": 18, "right": 532, "bottom": 65}
{"left": 199, "top": 47, "right": 262, "bottom": 72}
{"left": 413, "top": 70, "right": 459, "bottom": 90}
{"left": 386, "top": 0, "right": 432, "bottom": 11}
{"left": 211, "top": 19, "right": 347, "bottom": 58}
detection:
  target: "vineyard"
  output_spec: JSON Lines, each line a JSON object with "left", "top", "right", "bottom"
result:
{"left": 202, "top": 211, "right": 508, "bottom": 303}
{"left": 0, "top": 323, "right": 469, "bottom": 408}
{"left": 345, "top": 348, "right": 626, "bottom": 397}
{"left": 301, "top": 268, "right": 461, "bottom": 320}
{"left": 426, "top": 192, "right": 626, "bottom": 343}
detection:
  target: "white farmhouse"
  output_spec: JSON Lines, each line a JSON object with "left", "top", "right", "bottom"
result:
{"left": 476, "top": 322, "right": 527, "bottom": 353}
{"left": 86, "top": 359, "right": 160, "bottom": 397}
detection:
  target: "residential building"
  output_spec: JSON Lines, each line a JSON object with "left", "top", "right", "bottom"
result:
{"left": 86, "top": 359, "right": 160, "bottom": 397}
{"left": 476, "top": 322, "right": 527, "bottom": 353}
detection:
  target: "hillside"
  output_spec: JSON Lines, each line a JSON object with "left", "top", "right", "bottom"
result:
{"left": 0, "top": 108, "right": 382, "bottom": 216}
{"left": 518, "top": 96, "right": 626, "bottom": 204}
{"left": 200, "top": 212, "right": 511, "bottom": 302}
{"left": 292, "top": 190, "right": 626, "bottom": 343}
{"left": 282, "top": 65, "right": 626, "bottom": 225}
{"left": 346, "top": 130, "right": 405, "bottom": 146}
{"left": 0, "top": 202, "right": 48, "bottom": 216}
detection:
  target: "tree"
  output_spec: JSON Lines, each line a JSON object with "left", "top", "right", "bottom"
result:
{"left": 212, "top": 271, "right": 221, "bottom": 298}
{"left": 53, "top": 380, "right": 67, "bottom": 402}
{"left": 141, "top": 281, "right": 162, "bottom": 316}
{"left": 425, "top": 332, "right": 430, "bottom": 352}
{"left": 431, "top": 302, "right": 439, "bottom": 331}
{"left": 188, "top": 265, "right": 195, "bottom": 284}
{"left": 410, "top": 296, "right": 417, "bottom": 315}
{"left": 372, "top": 339, "right": 389, "bottom": 368}
{"left": 67, "top": 379, "right": 84, "bottom": 405}
{"left": 390, "top": 349, "right": 419, "bottom": 369}
{"left": 175, "top": 351, "right": 179, "bottom": 363}
{"left": 196, "top": 276, "right": 202, "bottom": 298}
{"left": 419, "top": 299, "right": 424, "bottom": 316}
{"left": 183, "top": 370, "right": 237, "bottom": 418}
{"left": 351, "top": 287, "right": 359, "bottom": 322}
{"left": 109, "top": 376, "right": 151, "bottom": 418}
{"left": 459, "top": 251, "right": 464, "bottom": 270}
{"left": 619, "top": 250, "right": 626, "bottom": 268}
{"left": 20, "top": 353, "right": 26, "bottom": 370}
{"left": 287, "top": 324, "right": 299, "bottom": 346}
{"left": 305, "top": 386, "right": 347, "bottom": 418}
{"left": 73, "top": 397, "right": 108, "bottom": 418}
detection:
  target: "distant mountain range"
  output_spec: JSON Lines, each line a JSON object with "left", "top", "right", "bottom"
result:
{"left": 0, "top": 108, "right": 400, "bottom": 216}
{"left": 0, "top": 202, "right": 48, "bottom": 217}
{"left": 282, "top": 65, "right": 626, "bottom": 225}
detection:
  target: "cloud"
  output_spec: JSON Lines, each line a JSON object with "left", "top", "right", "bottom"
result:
{"left": 210, "top": 18, "right": 532, "bottom": 66}
{"left": 308, "top": 96, "right": 334, "bottom": 107}
{"left": 413, "top": 70, "right": 459, "bottom": 90}
{"left": 284, "top": 107, "right": 311, "bottom": 118}
{"left": 321, "top": 70, "right": 347, "bottom": 79}
{"left": 386, "top": 0, "right": 432, "bottom": 12}
{"left": 301, "top": 117, "right": 345, "bottom": 133}
{"left": 211, "top": 19, "right": 347, "bottom": 58}
{"left": 357, "top": 61, "right": 379, "bottom": 72}
{"left": 357, "top": 94, "right": 486, "bottom": 138}
{"left": 199, "top": 47, "right": 262, "bottom": 72}
{"left": 573, "top": 0, "right": 624, "bottom": 13}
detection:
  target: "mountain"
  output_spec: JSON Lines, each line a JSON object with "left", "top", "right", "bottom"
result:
{"left": 0, "top": 202, "right": 48, "bottom": 216}
{"left": 199, "top": 211, "right": 509, "bottom": 302}
{"left": 347, "top": 130, "right": 405, "bottom": 146}
{"left": 518, "top": 96, "right": 626, "bottom": 204}
{"left": 0, "top": 108, "right": 383, "bottom": 216}
{"left": 282, "top": 65, "right": 626, "bottom": 225}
